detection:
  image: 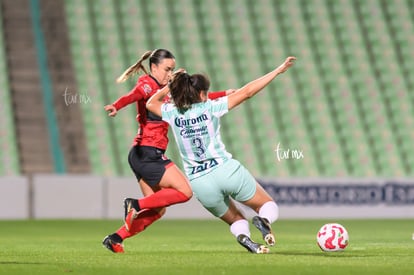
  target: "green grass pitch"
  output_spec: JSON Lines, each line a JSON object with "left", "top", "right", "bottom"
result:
{"left": 0, "top": 219, "right": 413, "bottom": 274}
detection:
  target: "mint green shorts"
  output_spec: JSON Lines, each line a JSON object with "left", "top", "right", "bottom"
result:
{"left": 190, "top": 159, "right": 257, "bottom": 218}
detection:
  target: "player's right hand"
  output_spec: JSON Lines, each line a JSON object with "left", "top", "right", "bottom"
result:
{"left": 104, "top": 105, "right": 117, "bottom": 117}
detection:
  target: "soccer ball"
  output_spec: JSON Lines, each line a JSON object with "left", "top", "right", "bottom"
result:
{"left": 316, "top": 223, "right": 349, "bottom": 252}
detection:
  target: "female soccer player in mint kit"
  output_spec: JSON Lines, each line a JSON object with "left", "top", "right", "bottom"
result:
{"left": 146, "top": 56, "right": 296, "bottom": 253}
{"left": 102, "top": 49, "right": 231, "bottom": 253}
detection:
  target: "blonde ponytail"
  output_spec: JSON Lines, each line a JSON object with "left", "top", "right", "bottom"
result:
{"left": 116, "top": 50, "right": 153, "bottom": 83}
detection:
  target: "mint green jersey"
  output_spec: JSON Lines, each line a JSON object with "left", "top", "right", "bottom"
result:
{"left": 161, "top": 97, "right": 232, "bottom": 180}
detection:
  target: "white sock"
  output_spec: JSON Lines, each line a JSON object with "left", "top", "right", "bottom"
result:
{"left": 230, "top": 219, "right": 250, "bottom": 238}
{"left": 258, "top": 201, "right": 279, "bottom": 224}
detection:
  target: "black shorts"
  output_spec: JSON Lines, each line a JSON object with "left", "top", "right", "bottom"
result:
{"left": 128, "top": 145, "right": 173, "bottom": 186}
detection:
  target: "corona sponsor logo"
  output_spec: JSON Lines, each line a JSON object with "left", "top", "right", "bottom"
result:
{"left": 174, "top": 114, "right": 208, "bottom": 127}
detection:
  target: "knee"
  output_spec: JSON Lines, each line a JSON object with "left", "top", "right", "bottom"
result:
{"left": 183, "top": 189, "right": 193, "bottom": 200}
{"left": 179, "top": 183, "right": 193, "bottom": 200}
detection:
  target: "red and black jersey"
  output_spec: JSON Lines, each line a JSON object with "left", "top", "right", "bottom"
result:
{"left": 112, "top": 74, "right": 168, "bottom": 149}
{"left": 112, "top": 74, "right": 227, "bottom": 150}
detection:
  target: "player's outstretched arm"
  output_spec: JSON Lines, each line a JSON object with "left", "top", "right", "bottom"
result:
{"left": 227, "top": 56, "right": 296, "bottom": 110}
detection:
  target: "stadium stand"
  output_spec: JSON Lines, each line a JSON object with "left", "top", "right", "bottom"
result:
{"left": 167, "top": 0, "right": 210, "bottom": 73}
{"left": 271, "top": 0, "right": 349, "bottom": 176}
{"left": 380, "top": 0, "right": 414, "bottom": 173}
{"left": 64, "top": 0, "right": 120, "bottom": 175}
{"left": 0, "top": 3, "right": 20, "bottom": 175}
{"left": 117, "top": 0, "right": 151, "bottom": 57}
{"left": 2, "top": 0, "right": 412, "bottom": 177}
{"left": 216, "top": 0, "right": 267, "bottom": 174}
{"left": 244, "top": 0, "right": 314, "bottom": 176}
{"left": 351, "top": 0, "right": 407, "bottom": 176}
{"left": 189, "top": 0, "right": 262, "bottom": 174}
{"left": 325, "top": 0, "right": 378, "bottom": 176}
{"left": 38, "top": 0, "right": 90, "bottom": 173}
{"left": 1, "top": 0, "right": 57, "bottom": 174}
{"left": 302, "top": 0, "right": 376, "bottom": 176}
{"left": 88, "top": 0, "right": 139, "bottom": 175}
{"left": 358, "top": 0, "right": 414, "bottom": 175}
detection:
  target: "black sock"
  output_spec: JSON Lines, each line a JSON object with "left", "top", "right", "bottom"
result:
{"left": 111, "top": 233, "right": 123, "bottom": 243}
{"left": 133, "top": 199, "right": 140, "bottom": 211}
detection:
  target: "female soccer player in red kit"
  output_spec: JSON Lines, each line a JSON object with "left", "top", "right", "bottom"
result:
{"left": 102, "top": 49, "right": 230, "bottom": 253}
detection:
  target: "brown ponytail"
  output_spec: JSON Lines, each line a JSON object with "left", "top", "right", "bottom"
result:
{"left": 169, "top": 70, "right": 210, "bottom": 113}
{"left": 116, "top": 50, "right": 153, "bottom": 83}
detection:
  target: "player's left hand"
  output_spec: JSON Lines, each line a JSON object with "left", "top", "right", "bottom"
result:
{"left": 278, "top": 56, "right": 296, "bottom": 73}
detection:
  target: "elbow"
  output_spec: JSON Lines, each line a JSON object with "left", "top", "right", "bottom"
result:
{"left": 245, "top": 92, "right": 254, "bottom": 99}
{"left": 237, "top": 86, "right": 255, "bottom": 99}
{"left": 244, "top": 89, "right": 255, "bottom": 99}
